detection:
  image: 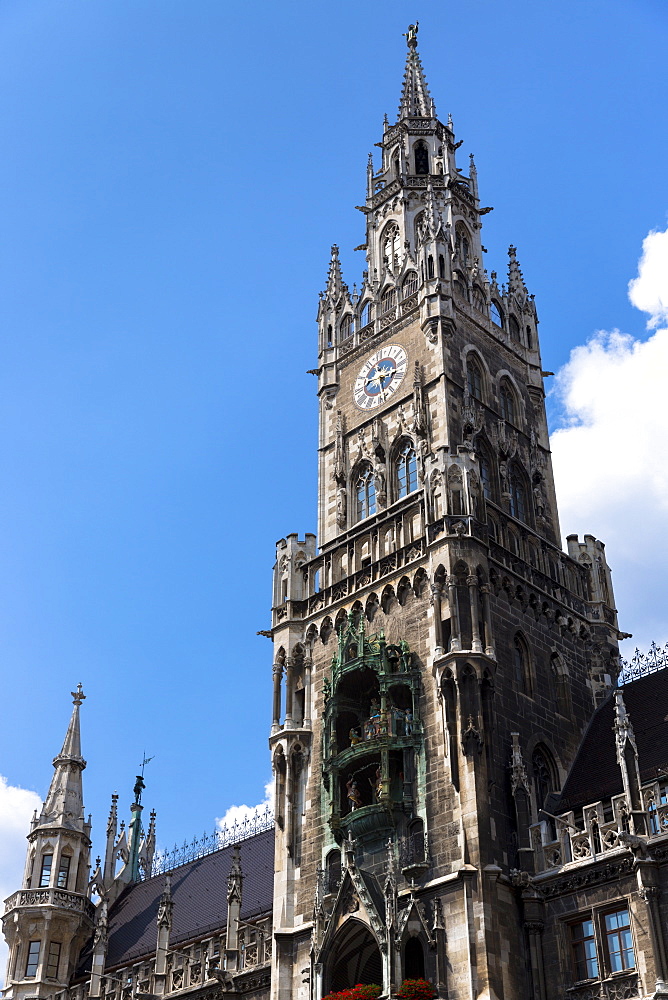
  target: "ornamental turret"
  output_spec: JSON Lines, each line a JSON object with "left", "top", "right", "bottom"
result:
{"left": 2, "top": 686, "right": 94, "bottom": 1000}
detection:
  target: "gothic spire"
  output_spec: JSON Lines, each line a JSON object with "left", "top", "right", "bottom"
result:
{"left": 507, "top": 245, "right": 528, "bottom": 296}
{"left": 40, "top": 684, "right": 87, "bottom": 831}
{"left": 398, "top": 23, "right": 435, "bottom": 120}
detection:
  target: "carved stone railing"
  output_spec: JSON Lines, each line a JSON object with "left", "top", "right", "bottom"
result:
{"left": 566, "top": 974, "right": 639, "bottom": 1000}
{"left": 4, "top": 887, "right": 95, "bottom": 919}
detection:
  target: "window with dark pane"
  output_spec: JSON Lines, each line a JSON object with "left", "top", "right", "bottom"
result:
{"left": 500, "top": 380, "right": 516, "bottom": 423}
{"left": 56, "top": 855, "right": 70, "bottom": 889}
{"left": 466, "top": 357, "right": 483, "bottom": 401}
{"left": 25, "top": 941, "right": 41, "bottom": 978}
{"left": 509, "top": 470, "right": 526, "bottom": 521}
{"left": 490, "top": 301, "right": 503, "bottom": 327}
{"left": 46, "top": 941, "right": 61, "bottom": 979}
{"left": 414, "top": 141, "right": 429, "bottom": 174}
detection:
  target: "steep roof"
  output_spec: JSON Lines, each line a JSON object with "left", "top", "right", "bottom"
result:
{"left": 104, "top": 828, "right": 274, "bottom": 969}
{"left": 558, "top": 669, "right": 668, "bottom": 811}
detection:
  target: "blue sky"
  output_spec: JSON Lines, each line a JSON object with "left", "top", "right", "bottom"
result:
{"left": 0, "top": 0, "right": 667, "bottom": 885}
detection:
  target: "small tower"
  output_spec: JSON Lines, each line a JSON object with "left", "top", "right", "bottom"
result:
{"left": 2, "top": 685, "right": 94, "bottom": 1000}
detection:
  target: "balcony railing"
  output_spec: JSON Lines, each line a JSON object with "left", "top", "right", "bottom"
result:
{"left": 4, "top": 887, "right": 95, "bottom": 919}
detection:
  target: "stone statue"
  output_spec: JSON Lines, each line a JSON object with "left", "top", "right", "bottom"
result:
{"left": 346, "top": 776, "right": 363, "bottom": 810}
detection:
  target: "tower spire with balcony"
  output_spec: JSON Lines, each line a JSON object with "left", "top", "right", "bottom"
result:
{"left": 2, "top": 687, "right": 94, "bottom": 1000}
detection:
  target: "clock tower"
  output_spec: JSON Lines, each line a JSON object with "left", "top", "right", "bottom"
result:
{"left": 269, "top": 26, "right": 621, "bottom": 1000}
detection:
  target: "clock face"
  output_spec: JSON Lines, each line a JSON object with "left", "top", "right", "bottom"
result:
{"left": 353, "top": 344, "right": 408, "bottom": 411}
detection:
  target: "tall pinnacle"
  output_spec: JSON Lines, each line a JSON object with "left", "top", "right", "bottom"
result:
{"left": 40, "top": 685, "right": 87, "bottom": 830}
{"left": 398, "top": 23, "right": 435, "bottom": 120}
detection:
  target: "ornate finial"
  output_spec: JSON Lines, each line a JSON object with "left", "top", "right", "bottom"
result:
{"left": 71, "top": 683, "right": 86, "bottom": 706}
{"left": 447, "top": 112, "right": 453, "bottom": 128}
{"left": 331, "top": 244, "right": 339, "bottom": 258}
{"left": 403, "top": 22, "right": 419, "bottom": 49}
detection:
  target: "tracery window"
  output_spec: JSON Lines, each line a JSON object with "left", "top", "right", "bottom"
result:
{"left": 339, "top": 314, "right": 352, "bottom": 341}
{"left": 455, "top": 224, "right": 470, "bottom": 266}
{"left": 472, "top": 285, "right": 486, "bottom": 312}
{"left": 356, "top": 464, "right": 377, "bottom": 521}
{"left": 396, "top": 442, "right": 418, "bottom": 498}
{"left": 490, "top": 301, "right": 503, "bottom": 327}
{"left": 380, "top": 286, "right": 397, "bottom": 314}
{"left": 360, "top": 302, "right": 371, "bottom": 328}
{"left": 402, "top": 271, "right": 418, "bottom": 297}
{"left": 382, "top": 223, "right": 403, "bottom": 271}
{"left": 499, "top": 379, "right": 516, "bottom": 424}
{"left": 466, "top": 356, "right": 483, "bottom": 401}
{"left": 532, "top": 747, "right": 554, "bottom": 809}
{"left": 509, "top": 315, "right": 521, "bottom": 342}
{"left": 414, "top": 141, "right": 429, "bottom": 175}
{"left": 513, "top": 633, "right": 532, "bottom": 696}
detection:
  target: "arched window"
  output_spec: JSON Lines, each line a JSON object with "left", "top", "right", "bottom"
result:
{"left": 396, "top": 442, "right": 418, "bottom": 498}
{"left": 327, "top": 323, "right": 333, "bottom": 347}
{"left": 509, "top": 315, "right": 521, "bottom": 342}
{"left": 466, "top": 355, "right": 484, "bottom": 401}
{"left": 513, "top": 633, "right": 533, "bottom": 696}
{"left": 532, "top": 746, "right": 556, "bottom": 811}
{"left": 509, "top": 466, "right": 527, "bottom": 522}
{"left": 360, "top": 301, "right": 371, "bottom": 328}
{"left": 325, "top": 849, "right": 342, "bottom": 894}
{"left": 356, "top": 464, "right": 377, "bottom": 521}
{"left": 499, "top": 379, "right": 516, "bottom": 423}
{"left": 414, "top": 141, "right": 429, "bottom": 175}
{"left": 455, "top": 224, "right": 470, "bottom": 266}
{"left": 438, "top": 254, "right": 446, "bottom": 278}
{"left": 473, "top": 285, "right": 486, "bottom": 312}
{"left": 487, "top": 516, "right": 498, "bottom": 541}
{"left": 392, "top": 153, "right": 400, "bottom": 178}
{"left": 382, "top": 223, "right": 403, "bottom": 271}
{"left": 479, "top": 449, "right": 493, "bottom": 499}
{"left": 526, "top": 325, "right": 533, "bottom": 348}
{"left": 427, "top": 254, "right": 434, "bottom": 279}
{"left": 402, "top": 271, "right": 418, "bottom": 297}
{"left": 508, "top": 529, "right": 521, "bottom": 557}
{"left": 404, "top": 937, "right": 425, "bottom": 979}
{"left": 339, "top": 314, "right": 352, "bottom": 341}
{"left": 380, "top": 286, "right": 397, "bottom": 314}
{"left": 490, "top": 301, "right": 503, "bottom": 327}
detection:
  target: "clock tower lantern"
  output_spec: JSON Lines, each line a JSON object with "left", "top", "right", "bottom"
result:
{"left": 269, "top": 26, "right": 620, "bottom": 1000}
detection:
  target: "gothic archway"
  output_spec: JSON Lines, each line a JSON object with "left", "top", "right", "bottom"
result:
{"left": 327, "top": 920, "right": 383, "bottom": 992}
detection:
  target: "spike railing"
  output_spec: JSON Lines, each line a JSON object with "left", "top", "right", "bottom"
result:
{"left": 617, "top": 641, "right": 668, "bottom": 686}
{"left": 150, "top": 805, "right": 274, "bottom": 877}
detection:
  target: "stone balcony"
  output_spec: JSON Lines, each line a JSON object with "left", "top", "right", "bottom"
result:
{"left": 4, "top": 887, "right": 95, "bottom": 919}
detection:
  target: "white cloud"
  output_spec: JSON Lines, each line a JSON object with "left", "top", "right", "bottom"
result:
{"left": 215, "top": 780, "right": 274, "bottom": 833}
{"left": 628, "top": 227, "right": 668, "bottom": 328}
{"left": 551, "top": 225, "right": 668, "bottom": 651}
{"left": 0, "top": 776, "right": 43, "bottom": 986}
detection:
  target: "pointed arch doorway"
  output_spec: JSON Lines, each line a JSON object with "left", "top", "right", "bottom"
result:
{"left": 327, "top": 919, "right": 383, "bottom": 993}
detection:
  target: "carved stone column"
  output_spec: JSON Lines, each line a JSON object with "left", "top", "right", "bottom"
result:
{"left": 431, "top": 581, "right": 444, "bottom": 653}
{"left": 467, "top": 574, "right": 482, "bottom": 653}
{"left": 448, "top": 577, "right": 462, "bottom": 652}
{"left": 524, "top": 918, "right": 546, "bottom": 1000}
{"left": 637, "top": 866, "right": 668, "bottom": 983}
{"left": 272, "top": 664, "right": 283, "bottom": 730}
{"left": 480, "top": 584, "right": 495, "bottom": 657}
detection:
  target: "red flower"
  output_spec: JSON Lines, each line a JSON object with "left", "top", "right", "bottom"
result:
{"left": 396, "top": 979, "right": 437, "bottom": 1000}
{"left": 322, "top": 984, "right": 382, "bottom": 1000}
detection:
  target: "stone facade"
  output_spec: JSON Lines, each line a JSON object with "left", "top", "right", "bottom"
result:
{"left": 3, "top": 23, "right": 668, "bottom": 1000}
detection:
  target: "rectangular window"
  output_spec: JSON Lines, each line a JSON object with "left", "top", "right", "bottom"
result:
{"left": 46, "top": 941, "right": 61, "bottom": 979}
{"left": 604, "top": 908, "right": 635, "bottom": 973}
{"left": 39, "top": 854, "right": 53, "bottom": 887}
{"left": 25, "top": 941, "right": 41, "bottom": 978}
{"left": 57, "top": 855, "right": 70, "bottom": 889}
{"left": 571, "top": 918, "right": 599, "bottom": 981}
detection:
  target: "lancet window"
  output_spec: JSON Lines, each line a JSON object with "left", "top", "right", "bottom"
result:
{"left": 466, "top": 356, "right": 484, "bottom": 401}
{"left": 403, "top": 271, "right": 418, "bottom": 297}
{"left": 382, "top": 223, "right": 403, "bottom": 272}
{"left": 509, "top": 466, "right": 527, "bottom": 522}
{"left": 414, "top": 141, "right": 429, "bottom": 175}
{"left": 490, "top": 301, "right": 503, "bottom": 327}
{"left": 513, "top": 633, "right": 533, "bottom": 697}
{"left": 355, "top": 464, "right": 377, "bottom": 521}
{"left": 455, "top": 224, "right": 470, "bottom": 266}
{"left": 380, "top": 286, "right": 397, "bottom": 315}
{"left": 396, "top": 442, "right": 417, "bottom": 498}
{"left": 339, "top": 314, "right": 352, "bottom": 341}
{"left": 499, "top": 378, "right": 516, "bottom": 424}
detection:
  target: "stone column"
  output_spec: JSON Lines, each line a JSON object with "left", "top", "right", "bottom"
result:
{"left": 637, "top": 869, "right": 668, "bottom": 983}
{"left": 480, "top": 584, "right": 495, "bottom": 657}
{"left": 431, "top": 581, "right": 444, "bottom": 653}
{"left": 284, "top": 660, "right": 294, "bottom": 726}
{"left": 272, "top": 664, "right": 283, "bottom": 730}
{"left": 467, "top": 575, "right": 482, "bottom": 653}
{"left": 524, "top": 920, "right": 546, "bottom": 1000}
{"left": 448, "top": 577, "right": 462, "bottom": 652}
{"left": 303, "top": 659, "right": 312, "bottom": 728}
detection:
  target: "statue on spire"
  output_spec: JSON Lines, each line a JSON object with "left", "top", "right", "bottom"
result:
{"left": 404, "top": 22, "right": 419, "bottom": 48}
{"left": 72, "top": 682, "right": 86, "bottom": 706}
